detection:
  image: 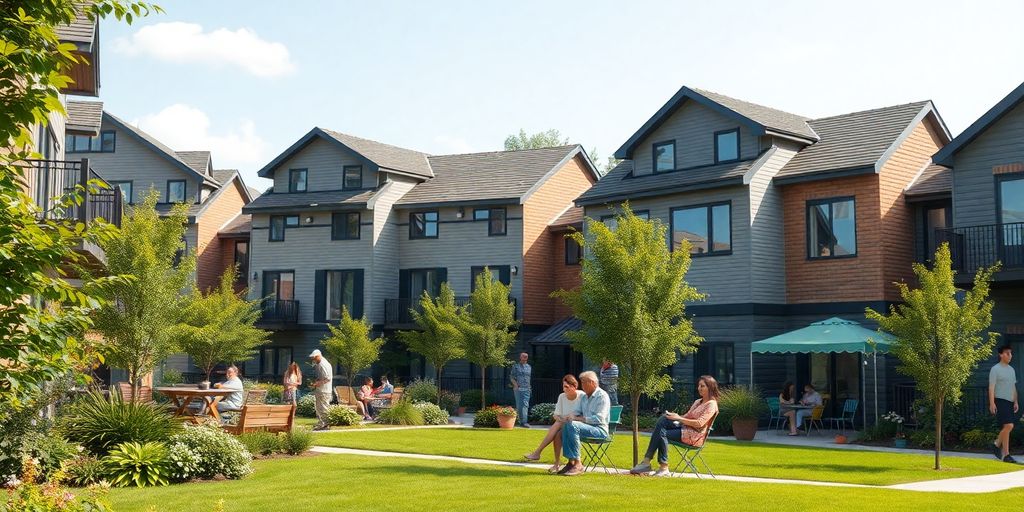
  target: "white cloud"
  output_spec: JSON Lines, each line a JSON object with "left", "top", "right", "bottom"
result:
{"left": 113, "top": 22, "right": 295, "bottom": 77}
{"left": 432, "top": 135, "right": 475, "bottom": 154}
{"left": 134, "top": 104, "right": 266, "bottom": 169}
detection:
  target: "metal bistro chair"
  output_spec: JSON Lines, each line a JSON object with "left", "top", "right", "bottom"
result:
{"left": 803, "top": 404, "right": 826, "bottom": 436}
{"left": 766, "top": 397, "right": 787, "bottom": 431}
{"left": 823, "top": 399, "right": 858, "bottom": 434}
{"left": 581, "top": 405, "right": 624, "bottom": 475}
{"left": 668, "top": 412, "right": 719, "bottom": 479}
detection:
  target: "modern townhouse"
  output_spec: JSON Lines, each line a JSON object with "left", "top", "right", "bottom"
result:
{"left": 573, "top": 86, "right": 951, "bottom": 421}
{"left": 241, "top": 128, "right": 598, "bottom": 383}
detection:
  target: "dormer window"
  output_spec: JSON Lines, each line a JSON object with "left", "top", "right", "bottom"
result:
{"left": 289, "top": 168, "right": 307, "bottom": 193}
{"left": 715, "top": 128, "right": 740, "bottom": 163}
{"left": 167, "top": 180, "right": 186, "bottom": 203}
{"left": 343, "top": 165, "right": 362, "bottom": 190}
{"left": 653, "top": 140, "right": 675, "bottom": 173}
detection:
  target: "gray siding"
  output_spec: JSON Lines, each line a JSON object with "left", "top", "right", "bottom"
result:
{"left": 952, "top": 104, "right": 1024, "bottom": 227}
{"left": 748, "top": 140, "right": 802, "bottom": 303}
{"left": 369, "top": 176, "right": 419, "bottom": 325}
{"left": 632, "top": 101, "right": 759, "bottom": 177}
{"left": 270, "top": 138, "right": 376, "bottom": 194}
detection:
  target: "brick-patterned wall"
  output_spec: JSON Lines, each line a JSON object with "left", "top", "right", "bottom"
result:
{"left": 521, "top": 154, "right": 595, "bottom": 325}
{"left": 218, "top": 238, "right": 250, "bottom": 294}
{"left": 550, "top": 228, "right": 582, "bottom": 320}
{"left": 196, "top": 180, "right": 248, "bottom": 292}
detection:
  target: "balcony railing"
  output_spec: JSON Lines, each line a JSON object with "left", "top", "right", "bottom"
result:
{"left": 937, "top": 222, "right": 1024, "bottom": 273}
{"left": 259, "top": 299, "right": 299, "bottom": 325}
{"left": 22, "top": 158, "right": 122, "bottom": 228}
{"left": 384, "top": 297, "right": 517, "bottom": 328}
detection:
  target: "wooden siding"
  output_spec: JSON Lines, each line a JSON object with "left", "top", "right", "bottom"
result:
{"left": 195, "top": 178, "right": 249, "bottom": 292}
{"left": 952, "top": 103, "right": 1024, "bottom": 227}
{"left": 748, "top": 141, "right": 802, "bottom": 303}
{"left": 551, "top": 229, "right": 581, "bottom": 321}
{"left": 219, "top": 238, "right": 247, "bottom": 294}
{"left": 270, "top": 138, "right": 376, "bottom": 194}
{"left": 521, "top": 155, "right": 596, "bottom": 325}
{"left": 631, "top": 101, "right": 759, "bottom": 177}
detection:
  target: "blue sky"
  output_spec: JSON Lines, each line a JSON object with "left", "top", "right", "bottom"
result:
{"left": 94, "top": 0, "right": 1024, "bottom": 188}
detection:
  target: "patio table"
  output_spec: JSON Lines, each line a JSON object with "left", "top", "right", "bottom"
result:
{"left": 155, "top": 387, "right": 236, "bottom": 422}
{"left": 778, "top": 404, "right": 817, "bottom": 435}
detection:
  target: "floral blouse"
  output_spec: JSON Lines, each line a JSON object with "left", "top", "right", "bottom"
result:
{"left": 679, "top": 399, "right": 719, "bottom": 447}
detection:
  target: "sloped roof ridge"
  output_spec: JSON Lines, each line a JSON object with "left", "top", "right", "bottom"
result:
{"left": 692, "top": 87, "right": 812, "bottom": 121}
{"left": 319, "top": 128, "right": 433, "bottom": 157}
{"left": 430, "top": 144, "right": 579, "bottom": 159}
{"left": 810, "top": 100, "right": 931, "bottom": 122}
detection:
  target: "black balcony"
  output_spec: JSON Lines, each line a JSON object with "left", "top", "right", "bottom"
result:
{"left": 23, "top": 158, "right": 123, "bottom": 228}
{"left": 937, "top": 222, "right": 1024, "bottom": 279}
{"left": 384, "top": 296, "right": 517, "bottom": 329}
{"left": 259, "top": 299, "right": 299, "bottom": 327}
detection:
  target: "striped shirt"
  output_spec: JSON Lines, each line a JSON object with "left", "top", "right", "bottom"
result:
{"left": 599, "top": 364, "right": 619, "bottom": 386}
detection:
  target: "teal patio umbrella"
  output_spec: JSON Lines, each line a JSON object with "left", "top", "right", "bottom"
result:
{"left": 750, "top": 317, "right": 895, "bottom": 425}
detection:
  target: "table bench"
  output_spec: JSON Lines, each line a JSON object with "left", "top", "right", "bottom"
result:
{"left": 224, "top": 404, "right": 296, "bottom": 435}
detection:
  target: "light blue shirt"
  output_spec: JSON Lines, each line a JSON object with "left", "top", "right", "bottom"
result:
{"left": 579, "top": 387, "right": 611, "bottom": 434}
{"left": 379, "top": 382, "right": 394, "bottom": 394}
{"left": 219, "top": 377, "right": 244, "bottom": 409}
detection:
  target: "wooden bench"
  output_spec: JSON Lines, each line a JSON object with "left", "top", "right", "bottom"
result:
{"left": 373, "top": 387, "right": 404, "bottom": 411}
{"left": 334, "top": 386, "right": 362, "bottom": 412}
{"left": 225, "top": 404, "right": 295, "bottom": 435}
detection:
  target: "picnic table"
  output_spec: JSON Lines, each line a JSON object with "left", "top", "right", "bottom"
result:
{"left": 156, "top": 387, "right": 237, "bottom": 422}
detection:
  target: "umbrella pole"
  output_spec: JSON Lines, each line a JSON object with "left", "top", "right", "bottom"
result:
{"left": 861, "top": 351, "right": 867, "bottom": 428}
{"left": 749, "top": 350, "right": 753, "bottom": 388}
{"left": 873, "top": 351, "right": 878, "bottom": 424}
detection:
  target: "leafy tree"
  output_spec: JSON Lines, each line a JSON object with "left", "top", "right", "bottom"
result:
{"left": 555, "top": 207, "right": 704, "bottom": 465}
{"left": 503, "top": 129, "right": 568, "bottom": 151}
{"left": 398, "top": 283, "right": 465, "bottom": 404}
{"left": 0, "top": 0, "right": 158, "bottom": 409}
{"left": 866, "top": 243, "right": 999, "bottom": 470}
{"left": 93, "top": 192, "right": 195, "bottom": 398}
{"left": 460, "top": 268, "right": 518, "bottom": 410}
{"left": 174, "top": 267, "right": 270, "bottom": 382}
{"left": 322, "top": 306, "right": 385, "bottom": 390}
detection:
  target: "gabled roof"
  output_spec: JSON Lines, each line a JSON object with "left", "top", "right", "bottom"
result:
{"left": 242, "top": 189, "right": 375, "bottom": 214}
{"left": 212, "top": 169, "right": 253, "bottom": 202}
{"left": 103, "top": 112, "right": 219, "bottom": 187}
{"left": 904, "top": 163, "right": 951, "bottom": 200}
{"left": 615, "top": 86, "right": 817, "bottom": 159}
{"left": 257, "top": 127, "right": 433, "bottom": 180}
{"left": 218, "top": 214, "right": 251, "bottom": 239}
{"left": 933, "top": 80, "right": 1024, "bottom": 166}
{"left": 395, "top": 145, "right": 598, "bottom": 207}
{"left": 151, "top": 170, "right": 252, "bottom": 221}
{"left": 550, "top": 206, "right": 584, "bottom": 228}
{"left": 775, "top": 101, "right": 950, "bottom": 184}
{"left": 176, "top": 151, "right": 212, "bottom": 176}
{"left": 55, "top": 10, "right": 97, "bottom": 52}
{"left": 530, "top": 316, "right": 582, "bottom": 345}
{"left": 66, "top": 100, "right": 103, "bottom": 135}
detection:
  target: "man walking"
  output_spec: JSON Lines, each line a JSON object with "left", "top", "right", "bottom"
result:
{"left": 510, "top": 352, "right": 532, "bottom": 428}
{"left": 558, "top": 371, "right": 611, "bottom": 476}
{"left": 989, "top": 345, "right": 1018, "bottom": 462}
{"left": 599, "top": 359, "right": 619, "bottom": 407}
{"left": 309, "top": 349, "right": 333, "bottom": 431}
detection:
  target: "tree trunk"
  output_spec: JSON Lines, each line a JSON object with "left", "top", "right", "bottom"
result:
{"left": 480, "top": 366, "right": 487, "bottom": 410}
{"left": 631, "top": 392, "right": 641, "bottom": 466}
{"left": 436, "top": 365, "right": 444, "bottom": 406}
{"left": 934, "top": 398, "right": 943, "bottom": 470}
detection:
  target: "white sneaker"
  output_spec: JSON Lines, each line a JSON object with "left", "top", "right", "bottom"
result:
{"left": 629, "top": 462, "right": 652, "bottom": 474}
{"left": 652, "top": 468, "right": 671, "bottom": 477}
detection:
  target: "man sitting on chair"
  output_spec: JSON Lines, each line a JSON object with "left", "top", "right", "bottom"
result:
{"left": 213, "top": 365, "right": 245, "bottom": 414}
{"left": 557, "top": 371, "right": 610, "bottom": 476}
{"left": 630, "top": 375, "right": 720, "bottom": 476}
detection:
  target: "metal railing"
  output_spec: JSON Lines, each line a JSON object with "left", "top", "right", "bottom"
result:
{"left": 22, "top": 158, "right": 123, "bottom": 228}
{"left": 259, "top": 299, "right": 299, "bottom": 324}
{"left": 937, "top": 222, "right": 1024, "bottom": 273}
{"left": 892, "top": 383, "right": 989, "bottom": 426}
{"left": 384, "top": 296, "right": 517, "bottom": 327}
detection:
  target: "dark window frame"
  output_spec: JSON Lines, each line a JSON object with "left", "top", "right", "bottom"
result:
{"left": 166, "top": 179, "right": 187, "bottom": 204}
{"left": 477, "top": 208, "right": 506, "bottom": 236}
{"left": 996, "top": 172, "right": 1024, "bottom": 226}
{"left": 669, "top": 201, "right": 733, "bottom": 256}
{"left": 694, "top": 343, "right": 735, "bottom": 387}
{"left": 343, "top": 165, "right": 363, "bottom": 190}
{"left": 262, "top": 270, "right": 296, "bottom": 301}
{"left": 288, "top": 168, "right": 308, "bottom": 193}
{"left": 409, "top": 211, "right": 439, "bottom": 239}
{"left": 714, "top": 128, "right": 741, "bottom": 164}
{"left": 323, "top": 269, "right": 361, "bottom": 321}
{"left": 470, "top": 265, "right": 512, "bottom": 292}
{"left": 331, "top": 212, "right": 361, "bottom": 240}
{"left": 269, "top": 215, "right": 299, "bottom": 242}
{"left": 100, "top": 130, "right": 116, "bottom": 152}
{"left": 473, "top": 209, "right": 490, "bottom": 221}
{"left": 652, "top": 140, "right": 676, "bottom": 174}
{"left": 233, "top": 240, "right": 249, "bottom": 285}
{"left": 806, "top": 196, "right": 858, "bottom": 260}
{"left": 66, "top": 130, "right": 116, "bottom": 153}
{"left": 565, "top": 236, "right": 582, "bottom": 265}
{"left": 259, "top": 347, "right": 294, "bottom": 377}
{"left": 600, "top": 210, "right": 650, "bottom": 231}
{"left": 109, "top": 180, "right": 133, "bottom": 204}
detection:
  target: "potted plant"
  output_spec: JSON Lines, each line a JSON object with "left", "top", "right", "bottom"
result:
{"left": 718, "top": 386, "right": 768, "bottom": 441}
{"left": 494, "top": 406, "right": 517, "bottom": 429}
{"left": 883, "top": 411, "right": 907, "bottom": 448}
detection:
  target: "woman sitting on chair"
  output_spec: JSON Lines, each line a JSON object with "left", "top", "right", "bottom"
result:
{"left": 630, "top": 375, "right": 720, "bottom": 477}
{"left": 356, "top": 376, "right": 376, "bottom": 420}
{"left": 523, "top": 374, "right": 582, "bottom": 473}
{"left": 779, "top": 381, "right": 799, "bottom": 436}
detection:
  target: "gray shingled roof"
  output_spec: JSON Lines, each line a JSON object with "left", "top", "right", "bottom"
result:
{"left": 105, "top": 112, "right": 220, "bottom": 187}
{"left": 212, "top": 169, "right": 236, "bottom": 184}
{"left": 905, "top": 163, "right": 951, "bottom": 198}
{"left": 776, "top": 102, "right": 931, "bottom": 181}
{"left": 176, "top": 151, "right": 212, "bottom": 176}
{"left": 693, "top": 88, "right": 818, "bottom": 140}
{"left": 66, "top": 100, "right": 103, "bottom": 135}
{"left": 242, "top": 189, "right": 375, "bottom": 214}
{"left": 154, "top": 202, "right": 206, "bottom": 218}
{"left": 576, "top": 157, "right": 755, "bottom": 206}
{"left": 395, "top": 145, "right": 582, "bottom": 206}
{"left": 531, "top": 317, "right": 581, "bottom": 345}
{"left": 550, "top": 207, "right": 584, "bottom": 227}
{"left": 321, "top": 129, "right": 433, "bottom": 179}
{"left": 55, "top": 10, "right": 96, "bottom": 51}
{"left": 218, "top": 214, "right": 251, "bottom": 237}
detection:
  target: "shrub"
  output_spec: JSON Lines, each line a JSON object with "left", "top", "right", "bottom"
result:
{"left": 61, "top": 392, "right": 179, "bottom": 455}
{"left": 405, "top": 378, "right": 439, "bottom": 404}
{"left": 296, "top": 394, "right": 318, "bottom": 418}
{"left": 60, "top": 455, "right": 105, "bottom": 487}
{"left": 412, "top": 401, "right": 450, "bottom": 425}
{"left": 620, "top": 411, "right": 660, "bottom": 430}
{"left": 377, "top": 401, "right": 424, "bottom": 426}
{"left": 460, "top": 389, "right": 500, "bottom": 409}
{"left": 282, "top": 428, "right": 314, "bottom": 455}
{"left": 238, "top": 431, "right": 283, "bottom": 457}
{"left": 102, "top": 441, "right": 171, "bottom": 487}
{"left": 910, "top": 428, "right": 939, "bottom": 449}
{"left": 858, "top": 421, "right": 898, "bottom": 443}
{"left": 165, "top": 441, "right": 202, "bottom": 483}
{"left": 473, "top": 406, "right": 504, "bottom": 428}
{"left": 160, "top": 368, "right": 183, "bottom": 386}
{"left": 960, "top": 428, "right": 998, "bottom": 449}
{"left": 717, "top": 386, "right": 769, "bottom": 423}
{"left": 22, "top": 433, "right": 80, "bottom": 481}
{"left": 254, "top": 382, "right": 285, "bottom": 404}
{"left": 327, "top": 405, "right": 362, "bottom": 426}
{"left": 528, "top": 403, "right": 556, "bottom": 425}
{"left": 438, "top": 390, "right": 461, "bottom": 415}
{"left": 2, "top": 458, "right": 111, "bottom": 511}
{"left": 167, "top": 424, "right": 252, "bottom": 480}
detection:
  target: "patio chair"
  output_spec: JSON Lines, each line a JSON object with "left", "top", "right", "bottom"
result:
{"left": 823, "top": 399, "right": 858, "bottom": 434}
{"left": 117, "top": 383, "right": 154, "bottom": 403}
{"left": 581, "top": 405, "right": 624, "bottom": 475}
{"left": 765, "top": 397, "right": 786, "bottom": 431}
{"left": 244, "top": 388, "right": 268, "bottom": 405}
{"left": 802, "top": 404, "right": 826, "bottom": 435}
{"left": 668, "top": 412, "right": 718, "bottom": 479}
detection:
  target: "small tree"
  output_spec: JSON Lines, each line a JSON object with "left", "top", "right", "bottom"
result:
{"left": 322, "top": 306, "right": 385, "bottom": 390}
{"left": 174, "top": 267, "right": 270, "bottom": 382}
{"left": 556, "top": 207, "right": 704, "bottom": 465}
{"left": 398, "top": 283, "right": 465, "bottom": 405}
{"left": 866, "top": 243, "right": 999, "bottom": 470}
{"left": 460, "top": 268, "right": 518, "bottom": 410}
{"left": 93, "top": 192, "right": 195, "bottom": 398}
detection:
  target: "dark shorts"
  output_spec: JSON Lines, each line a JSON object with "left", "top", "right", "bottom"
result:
{"left": 996, "top": 398, "right": 1017, "bottom": 425}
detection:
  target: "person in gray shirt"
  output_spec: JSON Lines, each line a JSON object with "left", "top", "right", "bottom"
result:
{"left": 309, "top": 349, "right": 333, "bottom": 431}
{"left": 989, "top": 345, "right": 1018, "bottom": 462}
{"left": 510, "top": 352, "right": 532, "bottom": 428}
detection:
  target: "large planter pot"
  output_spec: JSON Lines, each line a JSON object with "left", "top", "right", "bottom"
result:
{"left": 497, "top": 413, "right": 517, "bottom": 430}
{"left": 732, "top": 418, "right": 759, "bottom": 441}
{"left": 894, "top": 438, "right": 908, "bottom": 449}
{"left": 197, "top": 381, "right": 211, "bottom": 390}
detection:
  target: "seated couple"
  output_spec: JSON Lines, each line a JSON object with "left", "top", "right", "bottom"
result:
{"left": 355, "top": 375, "right": 394, "bottom": 420}
{"left": 523, "top": 371, "right": 610, "bottom": 476}
{"left": 629, "top": 375, "right": 720, "bottom": 476}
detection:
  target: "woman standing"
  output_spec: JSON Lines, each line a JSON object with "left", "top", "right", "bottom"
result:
{"left": 523, "top": 374, "right": 582, "bottom": 473}
{"left": 282, "top": 362, "right": 302, "bottom": 405}
{"left": 629, "top": 375, "right": 720, "bottom": 476}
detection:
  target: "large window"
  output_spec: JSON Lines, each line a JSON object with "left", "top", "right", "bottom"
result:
{"left": 653, "top": 140, "right": 675, "bottom": 173}
{"left": 269, "top": 215, "right": 299, "bottom": 242}
{"left": 474, "top": 208, "right": 506, "bottom": 236}
{"left": 807, "top": 197, "right": 857, "bottom": 259}
{"left": 263, "top": 271, "right": 295, "bottom": 301}
{"left": 471, "top": 265, "right": 511, "bottom": 291}
{"left": 343, "top": 165, "right": 362, "bottom": 190}
{"left": 166, "top": 180, "right": 186, "bottom": 203}
{"left": 714, "top": 128, "right": 740, "bottom": 163}
{"left": 999, "top": 175, "right": 1024, "bottom": 224}
{"left": 404, "top": 268, "right": 445, "bottom": 300}
{"left": 601, "top": 210, "right": 649, "bottom": 232}
{"left": 694, "top": 343, "right": 734, "bottom": 386}
{"left": 65, "top": 130, "right": 115, "bottom": 153}
{"left": 671, "top": 202, "right": 731, "bottom": 255}
{"left": 922, "top": 206, "right": 950, "bottom": 261}
{"left": 410, "top": 211, "right": 439, "bottom": 239}
{"left": 110, "top": 180, "right": 132, "bottom": 203}
{"left": 260, "top": 347, "right": 293, "bottom": 377}
{"left": 332, "top": 212, "right": 361, "bottom": 240}
{"left": 234, "top": 241, "right": 249, "bottom": 287}
{"left": 289, "top": 168, "right": 307, "bottom": 193}
{"left": 325, "top": 270, "right": 359, "bottom": 320}
{"left": 565, "top": 237, "right": 582, "bottom": 265}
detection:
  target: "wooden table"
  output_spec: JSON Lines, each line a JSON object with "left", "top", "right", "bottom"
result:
{"left": 155, "top": 387, "right": 237, "bottom": 422}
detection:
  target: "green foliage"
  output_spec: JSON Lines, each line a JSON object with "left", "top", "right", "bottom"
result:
{"left": 459, "top": 389, "right": 501, "bottom": 409}
{"left": 22, "top": 433, "right": 80, "bottom": 481}
{"left": 472, "top": 406, "right": 500, "bottom": 428}
{"left": 0, "top": 382, "right": 74, "bottom": 481}
{"left": 253, "top": 382, "right": 285, "bottom": 404}
{"left": 61, "top": 392, "right": 178, "bottom": 455}
{"left": 1, "top": 458, "right": 112, "bottom": 512}
{"left": 376, "top": 401, "right": 424, "bottom": 426}
{"left": 717, "top": 386, "right": 769, "bottom": 422}
{"left": 102, "top": 441, "right": 170, "bottom": 487}
{"left": 321, "top": 305, "right": 384, "bottom": 390}
{"left": 404, "top": 378, "right": 439, "bottom": 404}
{"left": 160, "top": 368, "right": 183, "bottom": 386}
{"left": 326, "top": 405, "right": 362, "bottom": 426}
{"left": 296, "top": 394, "right": 317, "bottom": 418}
{"left": 528, "top": 403, "right": 556, "bottom": 425}
{"left": 461, "top": 267, "right": 518, "bottom": 409}
{"left": 237, "top": 431, "right": 283, "bottom": 457}
{"left": 166, "top": 424, "right": 252, "bottom": 480}
{"left": 503, "top": 128, "right": 568, "bottom": 151}
{"left": 910, "top": 429, "right": 938, "bottom": 449}
{"left": 438, "top": 390, "right": 461, "bottom": 415}
{"left": 173, "top": 267, "right": 270, "bottom": 381}
{"left": 556, "top": 206, "right": 704, "bottom": 463}
{"left": 60, "top": 455, "right": 106, "bottom": 487}
{"left": 282, "top": 428, "right": 314, "bottom": 455}
{"left": 858, "top": 420, "right": 899, "bottom": 443}
{"left": 398, "top": 283, "right": 466, "bottom": 401}
{"left": 960, "top": 428, "right": 998, "bottom": 449}
{"left": 412, "top": 401, "right": 450, "bottom": 425}
{"left": 619, "top": 411, "right": 660, "bottom": 431}
{"left": 866, "top": 243, "right": 999, "bottom": 469}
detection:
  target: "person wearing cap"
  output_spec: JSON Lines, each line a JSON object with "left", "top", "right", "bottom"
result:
{"left": 309, "top": 349, "right": 333, "bottom": 431}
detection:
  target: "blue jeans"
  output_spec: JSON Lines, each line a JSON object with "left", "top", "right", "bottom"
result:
{"left": 602, "top": 384, "right": 618, "bottom": 407}
{"left": 645, "top": 415, "right": 684, "bottom": 464}
{"left": 561, "top": 421, "right": 608, "bottom": 460}
{"left": 514, "top": 389, "right": 531, "bottom": 426}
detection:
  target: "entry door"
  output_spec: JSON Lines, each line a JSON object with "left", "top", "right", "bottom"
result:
{"left": 263, "top": 271, "right": 294, "bottom": 301}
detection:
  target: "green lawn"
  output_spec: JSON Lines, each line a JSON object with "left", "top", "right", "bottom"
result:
{"left": 312, "top": 428, "right": 1016, "bottom": 486}
{"left": 293, "top": 416, "right": 398, "bottom": 429}
{"left": 107, "top": 453, "right": 1024, "bottom": 512}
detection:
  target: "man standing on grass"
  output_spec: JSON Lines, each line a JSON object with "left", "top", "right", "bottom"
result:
{"left": 558, "top": 371, "right": 610, "bottom": 476}
{"left": 599, "top": 359, "right": 619, "bottom": 407}
{"left": 310, "top": 349, "right": 334, "bottom": 431}
{"left": 989, "top": 345, "right": 1018, "bottom": 463}
{"left": 510, "top": 352, "right": 532, "bottom": 428}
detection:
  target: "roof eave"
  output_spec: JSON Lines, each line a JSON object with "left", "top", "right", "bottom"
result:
{"left": 393, "top": 198, "right": 520, "bottom": 210}
{"left": 256, "top": 127, "right": 382, "bottom": 178}
{"left": 102, "top": 112, "right": 207, "bottom": 184}
{"left": 774, "top": 165, "right": 876, "bottom": 186}
{"left": 933, "top": 81, "right": 1024, "bottom": 166}
{"left": 242, "top": 202, "right": 368, "bottom": 215}
{"left": 520, "top": 145, "right": 600, "bottom": 204}
{"left": 576, "top": 176, "right": 745, "bottom": 207}
{"left": 873, "top": 103, "right": 950, "bottom": 173}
